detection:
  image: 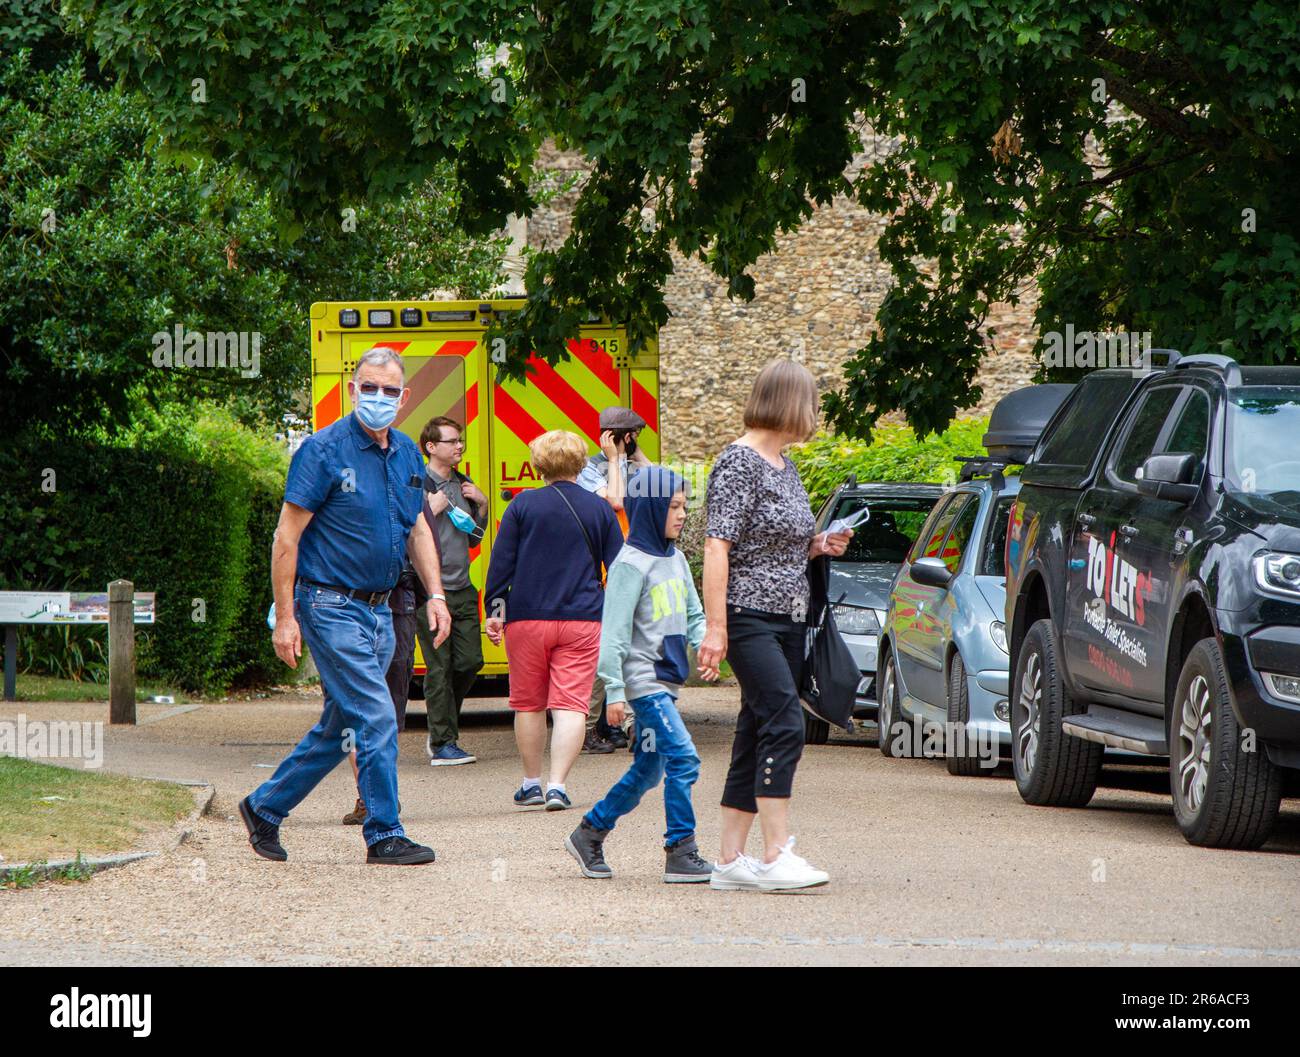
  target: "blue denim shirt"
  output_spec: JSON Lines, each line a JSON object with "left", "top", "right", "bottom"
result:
{"left": 285, "top": 413, "right": 425, "bottom": 593}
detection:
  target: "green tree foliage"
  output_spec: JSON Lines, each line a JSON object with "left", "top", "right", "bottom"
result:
{"left": 63, "top": 1, "right": 1300, "bottom": 436}
{"left": 0, "top": 9, "right": 506, "bottom": 437}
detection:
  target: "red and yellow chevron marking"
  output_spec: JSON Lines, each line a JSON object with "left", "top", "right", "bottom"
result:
{"left": 313, "top": 379, "right": 341, "bottom": 430}
{"left": 629, "top": 368, "right": 660, "bottom": 463}
{"left": 338, "top": 337, "right": 478, "bottom": 440}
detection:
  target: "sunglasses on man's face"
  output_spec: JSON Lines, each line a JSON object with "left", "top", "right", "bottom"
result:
{"left": 356, "top": 382, "right": 404, "bottom": 398}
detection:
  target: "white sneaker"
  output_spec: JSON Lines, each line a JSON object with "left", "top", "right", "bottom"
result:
{"left": 709, "top": 852, "right": 764, "bottom": 891}
{"left": 752, "top": 837, "right": 829, "bottom": 891}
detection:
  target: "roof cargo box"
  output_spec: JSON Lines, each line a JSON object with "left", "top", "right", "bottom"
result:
{"left": 983, "top": 384, "right": 1074, "bottom": 463}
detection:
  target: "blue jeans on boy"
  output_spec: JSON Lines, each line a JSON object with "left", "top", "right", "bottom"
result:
{"left": 249, "top": 583, "right": 404, "bottom": 847}
{"left": 585, "top": 691, "right": 700, "bottom": 846}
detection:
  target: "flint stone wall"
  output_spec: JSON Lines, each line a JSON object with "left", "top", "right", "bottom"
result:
{"left": 527, "top": 142, "right": 1039, "bottom": 460}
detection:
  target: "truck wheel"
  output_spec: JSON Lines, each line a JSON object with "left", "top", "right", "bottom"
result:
{"left": 945, "top": 653, "right": 988, "bottom": 777}
{"left": 803, "top": 709, "right": 830, "bottom": 745}
{"left": 1011, "top": 619, "right": 1101, "bottom": 807}
{"left": 1170, "top": 638, "right": 1282, "bottom": 849}
{"left": 877, "top": 647, "right": 911, "bottom": 758}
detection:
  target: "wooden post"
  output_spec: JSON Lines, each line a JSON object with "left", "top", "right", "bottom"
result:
{"left": 108, "top": 579, "right": 136, "bottom": 725}
{"left": 3, "top": 625, "right": 15, "bottom": 701}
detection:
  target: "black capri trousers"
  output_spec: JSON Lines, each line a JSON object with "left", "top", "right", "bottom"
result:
{"left": 721, "top": 605, "right": 807, "bottom": 813}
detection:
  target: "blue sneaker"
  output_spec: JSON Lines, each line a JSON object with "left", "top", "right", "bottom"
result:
{"left": 429, "top": 743, "right": 476, "bottom": 767}
{"left": 544, "top": 788, "right": 572, "bottom": 811}
{"left": 513, "top": 783, "right": 544, "bottom": 807}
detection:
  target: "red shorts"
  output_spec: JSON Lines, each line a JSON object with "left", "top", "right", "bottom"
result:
{"left": 505, "top": 620, "right": 601, "bottom": 714}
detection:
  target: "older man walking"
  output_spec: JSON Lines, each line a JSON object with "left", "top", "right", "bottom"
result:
{"left": 239, "top": 346, "right": 451, "bottom": 865}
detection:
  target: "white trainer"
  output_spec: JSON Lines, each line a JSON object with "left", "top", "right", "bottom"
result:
{"left": 751, "top": 837, "right": 829, "bottom": 891}
{"left": 709, "top": 852, "right": 764, "bottom": 891}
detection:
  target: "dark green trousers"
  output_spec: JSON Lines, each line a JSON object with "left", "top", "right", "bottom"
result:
{"left": 415, "top": 584, "right": 483, "bottom": 751}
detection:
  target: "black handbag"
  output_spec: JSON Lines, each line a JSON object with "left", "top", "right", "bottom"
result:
{"left": 799, "top": 555, "right": 858, "bottom": 730}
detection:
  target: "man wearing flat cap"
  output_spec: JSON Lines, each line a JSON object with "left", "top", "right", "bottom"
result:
{"left": 576, "top": 406, "right": 651, "bottom": 752}
{"left": 576, "top": 406, "right": 650, "bottom": 522}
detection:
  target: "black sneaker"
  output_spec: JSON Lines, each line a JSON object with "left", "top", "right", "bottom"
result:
{"left": 365, "top": 836, "right": 436, "bottom": 865}
{"left": 238, "top": 796, "right": 287, "bottom": 862}
{"left": 606, "top": 725, "right": 629, "bottom": 750}
{"left": 582, "top": 729, "right": 615, "bottom": 755}
{"left": 565, "top": 820, "right": 612, "bottom": 879}
{"left": 544, "top": 788, "right": 572, "bottom": 811}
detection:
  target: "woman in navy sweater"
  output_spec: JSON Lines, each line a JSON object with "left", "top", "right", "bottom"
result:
{"left": 485, "top": 430, "right": 623, "bottom": 810}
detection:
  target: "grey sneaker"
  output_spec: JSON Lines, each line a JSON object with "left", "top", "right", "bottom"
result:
{"left": 663, "top": 835, "right": 711, "bottom": 883}
{"left": 564, "top": 820, "right": 612, "bottom": 879}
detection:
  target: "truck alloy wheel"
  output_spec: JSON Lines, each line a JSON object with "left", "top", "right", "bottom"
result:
{"left": 1169, "top": 638, "right": 1282, "bottom": 849}
{"left": 1011, "top": 619, "right": 1101, "bottom": 807}
{"left": 1015, "top": 651, "right": 1042, "bottom": 777}
{"left": 1175, "top": 675, "right": 1213, "bottom": 814}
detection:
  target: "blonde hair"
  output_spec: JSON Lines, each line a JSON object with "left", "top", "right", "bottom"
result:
{"left": 529, "top": 430, "right": 589, "bottom": 481}
{"left": 743, "top": 359, "right": 819, "bottom": 441}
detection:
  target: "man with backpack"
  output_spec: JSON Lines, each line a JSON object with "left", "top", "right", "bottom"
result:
{"left": 415, "top": 415, "right": 489, "bottom": 766}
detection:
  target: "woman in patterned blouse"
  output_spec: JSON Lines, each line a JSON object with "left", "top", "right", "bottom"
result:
{"left": 699, "top": 360, "right": 852, "bottom": 892}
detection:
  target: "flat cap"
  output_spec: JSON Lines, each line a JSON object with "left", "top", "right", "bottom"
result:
{"left": 598, "top": 406, "right": 647, "bottom": 431}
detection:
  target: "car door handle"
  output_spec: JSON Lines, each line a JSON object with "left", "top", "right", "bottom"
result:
{"left": 1118, "top": 523, "right": 1139, "bottom": 539}
{"left": 1077, "top": 512, "right": 1095, "bottom": 528}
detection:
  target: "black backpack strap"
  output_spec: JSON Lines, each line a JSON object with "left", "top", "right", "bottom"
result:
{"left": 551, "top": 484, "right": 604, "bottom": 587}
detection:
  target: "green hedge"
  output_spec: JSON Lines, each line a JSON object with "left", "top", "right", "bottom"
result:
{"left": 1, "top": 406, "right": 287, "bottom": 691}
{"left": 789, "top": 418, "right": 992, "bottom": 510}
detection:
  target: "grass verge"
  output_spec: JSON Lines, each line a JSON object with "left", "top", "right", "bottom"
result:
{"left": 13, "top": 674, "right": 184, "bottom": 704}
{"left": 0, "top": 757, "right": 195, "bottom": 867}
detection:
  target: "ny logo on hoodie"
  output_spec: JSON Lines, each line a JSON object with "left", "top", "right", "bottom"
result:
{"left": 649, "top": 577, "right": 687, "bottom": 621}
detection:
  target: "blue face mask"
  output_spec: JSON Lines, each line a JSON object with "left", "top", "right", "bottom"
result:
{"left": 354, "top": 389, "right": 400, "bottom": 430}
{"left": 446, "top": 503, "right": 477, "bottom": 534}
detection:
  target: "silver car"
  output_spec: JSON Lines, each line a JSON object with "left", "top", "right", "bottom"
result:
{"left": 876, "top": 472, "right": 1018, "bottom": 774}
{"left": 807, "top": 481, "right": 945, "bottom": 743}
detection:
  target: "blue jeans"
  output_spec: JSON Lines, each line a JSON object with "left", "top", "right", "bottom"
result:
{"left": 586, "top": 691, "right": 700, "bottom": 846}
{"left": 249, "top": 583, "right": 403, "bottom": 847}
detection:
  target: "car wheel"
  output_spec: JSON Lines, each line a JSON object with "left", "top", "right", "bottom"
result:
{"left": 877, "top": 647, "right": 911, "bottom": 758}
{"left": 1170, "top": 638, "right": 1282, "bottom": 849}
{"left": 1011, "top": 619, "right": 1101, "bottom": 807}
{"left": 945, "top": 652, "right": 989, "bottom": 777}
{"left": 803, "top": 709, "right": 830, "bottom": 745}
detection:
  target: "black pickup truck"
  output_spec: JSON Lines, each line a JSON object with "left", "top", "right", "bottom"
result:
{"left": 1004, "top": 352, "right": 1300, "bottom": 849}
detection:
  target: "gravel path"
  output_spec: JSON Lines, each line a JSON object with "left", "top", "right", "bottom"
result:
{"left": 2, "top": 689, "right": 1298, "bottom": 966}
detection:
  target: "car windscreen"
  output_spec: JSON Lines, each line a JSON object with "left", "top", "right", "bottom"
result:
{"left": 830, "top": 496, "right": 937, "bottom": 563}
{"left": 980, "top": 496, "right": 1016, "bottom": 577}
{"left": 1226, "top": 387, "right": 1300, "bottom": 507}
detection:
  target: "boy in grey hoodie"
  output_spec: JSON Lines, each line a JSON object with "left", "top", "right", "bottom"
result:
{"left": 564, "top": 466, "right": 718, "bottom": 882}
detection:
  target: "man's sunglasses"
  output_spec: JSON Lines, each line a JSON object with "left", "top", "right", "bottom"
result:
{"left": 356, "top": 382, "right": 403, "bottom": 398}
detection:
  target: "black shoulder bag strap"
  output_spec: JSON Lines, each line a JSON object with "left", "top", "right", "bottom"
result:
{"left": 551, "top": 484, "right": 605, "bottom": 588}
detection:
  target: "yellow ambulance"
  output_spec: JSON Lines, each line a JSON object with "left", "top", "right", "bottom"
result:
{"left": 308, "top": 299, "right": 661, "bottom": 682}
